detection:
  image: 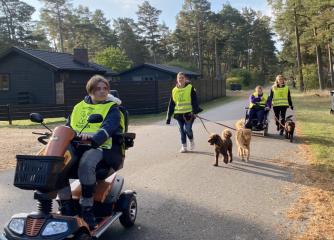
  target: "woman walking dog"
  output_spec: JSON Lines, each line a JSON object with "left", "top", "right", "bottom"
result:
{"left": 166, "top": 72, "right": 203, "bottom": 153}
{"left": 269, "top": 74, "right": 294, "bottom": 135}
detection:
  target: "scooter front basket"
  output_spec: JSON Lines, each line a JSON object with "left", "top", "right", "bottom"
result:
{"left": 14, "top": 155, "right": 64, "bottom": 192}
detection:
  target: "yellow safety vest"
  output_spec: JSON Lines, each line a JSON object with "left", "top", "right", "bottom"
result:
{"left": 272, "top": 86, "right": 289, "bottom": 107}
{"left": 70, "top": 100, "right": 120, "bottom": 149}
{"left": 249, "top": 92, "right": 268, "bottom": 109}
{"left": 172, "top": 84, "right": 193, "bottom": 114}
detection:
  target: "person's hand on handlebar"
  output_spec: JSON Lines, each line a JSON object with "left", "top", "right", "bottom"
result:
{"left": 78, "top": 133, "right": 91, "bottom": 141}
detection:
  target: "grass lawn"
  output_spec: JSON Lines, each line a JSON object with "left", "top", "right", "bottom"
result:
{"left": 289, "top": 90, "right": 334, "bottom": 239}
{"left": 0, "top": 117, "right": 66, "bottom": 128}
{"left": 293, "top": 90, "right": 334, "bottom": 171}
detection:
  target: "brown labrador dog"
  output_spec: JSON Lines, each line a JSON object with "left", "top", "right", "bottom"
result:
{"left": 208, "top": 129, "right": 233, "bottom": 167}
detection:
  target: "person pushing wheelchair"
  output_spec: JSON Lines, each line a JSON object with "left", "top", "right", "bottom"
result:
{"left": 245, "top": 85, "right": 270, "bottom": 130}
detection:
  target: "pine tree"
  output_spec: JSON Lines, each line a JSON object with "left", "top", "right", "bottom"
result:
{"left": 136, "top": 1, "right": 162, "bottom": 63}
{"left": 0, "top": 0, "right": 45, "bottom": 52}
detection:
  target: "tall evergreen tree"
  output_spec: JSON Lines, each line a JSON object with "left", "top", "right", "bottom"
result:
{"left": 0, "top": 0, "right": 45, "bottom": 52}
{"left": 136, "top": 1, "right": 162, "bottom": 63}
{"left": 39, "top": 0, "right": 72, "bottom": 52}
{"left": 114, "top": 17, "right": 149, "bottom": 65}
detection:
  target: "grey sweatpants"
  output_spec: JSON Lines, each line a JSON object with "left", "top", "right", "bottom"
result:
{"left": 58, "top": 148, "right": 103, "bottom": 207}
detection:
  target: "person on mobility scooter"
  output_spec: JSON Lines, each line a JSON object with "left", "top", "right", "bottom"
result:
{"left": 58, "top": 75, "right": 125, "bottom": 229}
{"left": 1, "top": 75, "right": 136, "bottom": 240}
{"left": 245, "top": 85, "right": 270, "bottom": 133}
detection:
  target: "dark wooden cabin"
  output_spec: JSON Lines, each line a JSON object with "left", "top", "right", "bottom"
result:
{"left": 0, "top": 47, "right": 113, "bottom": 106}
{"left": 112, "top": 63, "right": 201, "bottom": 114}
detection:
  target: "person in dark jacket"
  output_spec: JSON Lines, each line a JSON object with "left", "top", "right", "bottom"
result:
{"left": 57, "top": 75, "right": 124, "bottom": 229}
{"left": 166, "top": 72, "right": 203, "bottom": 153}
{"left": 269, "top": 74, "right": 294, "bottom": 135}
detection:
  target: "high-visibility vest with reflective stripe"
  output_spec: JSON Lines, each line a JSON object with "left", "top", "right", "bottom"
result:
{"left": 172, "top": 84, "right": 193, "bottom": 114}
{"left": 70, "top": 100, "right": 119, "bottom": 149}
{"left": 249, "top": 92, "right": 268, "bottom": 109}
{"left": 272, "top": 86, "right": 289, "bottom": 107}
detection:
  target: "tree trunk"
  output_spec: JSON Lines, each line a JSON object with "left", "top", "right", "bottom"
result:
{"left": 294, "top": 7, "right": 304, "bottom": 91}
{"left": 315, "top": 45, "right": 324, "bottom": 90}
{"left": 56, "top": 3, "right": 64, "bottom": 52}
{"left": 328, "top": 43, "right": 334, "bottom": 88}
{"left": 196, "top": 16, "right": 203, "bottom": 74}
{"left": 215, "top": 37, "right": 221, "bottom": 81}
{"left": 314, "top": 28, "right": 324, "bottom": 90}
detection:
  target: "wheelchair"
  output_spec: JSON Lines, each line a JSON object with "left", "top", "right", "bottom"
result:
{"left": 244, "top": 107, "right": 269, "bottom": 136}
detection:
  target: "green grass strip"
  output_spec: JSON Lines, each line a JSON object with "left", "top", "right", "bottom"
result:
{"left": 293, "top": 90, "right": 334, "bottom": 171}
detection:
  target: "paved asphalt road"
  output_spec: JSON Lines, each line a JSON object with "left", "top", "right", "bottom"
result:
{"left": 0, "top": 96, "right": 302, "bottom": 240}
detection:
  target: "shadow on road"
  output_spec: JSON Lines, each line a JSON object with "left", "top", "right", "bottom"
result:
{"left": 100, "top": 187, "right": 284, "bottom": 240}
{"left": 186, "top": 150, "right": 214, "bottom": 156}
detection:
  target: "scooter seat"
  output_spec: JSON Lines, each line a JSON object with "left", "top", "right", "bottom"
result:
{"left": 71, "top": 172, "right": 117, "bottom": 203}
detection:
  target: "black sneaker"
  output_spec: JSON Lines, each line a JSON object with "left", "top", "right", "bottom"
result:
{"left": 58, "top": 199, "right": 76, "bottom": 216}
{"left": 279, "top": 129, "right": 284, "bottom": 135}
{"left": 276, "top": 125, "right": 280, "bottom": 131}
{"left": 81, "top": 206, "right": 97, "bottom": 230}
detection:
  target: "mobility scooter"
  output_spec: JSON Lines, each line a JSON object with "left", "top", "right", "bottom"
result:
{"left": 244, "top": 107, "right": 270, "bottom": 136}
{"left": 1, "top": 110, "right": 136, "bottom": 240}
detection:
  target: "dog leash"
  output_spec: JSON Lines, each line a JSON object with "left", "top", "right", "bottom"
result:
{"left": 273, "top": 114, "right": 287, "bottom": 129}
{"left": 197, "top": 115, "right": 212, "bottom": 135}
{"left": 195, "top": 115, "right": 237, "bottom": 131}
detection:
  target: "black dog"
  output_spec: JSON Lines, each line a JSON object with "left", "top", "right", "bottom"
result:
{"left": 284, "top": 115, "right": 295, "bottom": 143}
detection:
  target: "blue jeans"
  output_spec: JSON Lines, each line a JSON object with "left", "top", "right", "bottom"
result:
{"left": 176, "top": 118, "right": 194, "bottom": 145}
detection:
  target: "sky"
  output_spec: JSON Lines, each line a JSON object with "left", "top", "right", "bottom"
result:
{"left": 25, "top": 0, "right": 280, "bottom": 49}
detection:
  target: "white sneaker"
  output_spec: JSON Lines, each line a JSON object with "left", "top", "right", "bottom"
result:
{"left": 180, "top": 145, "right": 187, "bottom": 153}
{"left": 189, "top": 139, "right": 195, "bottom": 150}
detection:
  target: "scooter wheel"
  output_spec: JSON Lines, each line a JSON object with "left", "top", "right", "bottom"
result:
{"left": 74, "top": 232, "right": 92, "bottom": 240}
{"left": 119, "top": 193, "right": 137, "bottom": 228}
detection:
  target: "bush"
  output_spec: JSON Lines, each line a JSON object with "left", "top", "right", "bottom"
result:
{"left": 303, "top": 64, "right": 319, "bottom": 90}
{"left": 227, "top": 68, "right": 265, "bottom": 88}
{"left": 94, "top": 47, "right": 133, "bottom": 73}
{"left": 226, "top": 77, "right": 241, "bottom": 85}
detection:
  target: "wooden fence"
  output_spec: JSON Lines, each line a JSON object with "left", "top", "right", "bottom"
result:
{"left": 0, "top": 104, "right": 72, "bottom": 124}
{"left": 0, "top": 77, "right": 226, "bottom": 123}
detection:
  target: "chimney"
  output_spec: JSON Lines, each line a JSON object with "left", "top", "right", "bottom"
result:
{"left": 73, "top": 48, "right": 88, "bottom": 65}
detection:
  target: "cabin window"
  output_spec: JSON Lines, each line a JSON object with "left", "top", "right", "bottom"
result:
{"left": 0, "top": 74, "right": 9, "bottom": 91}
{"left": 132, "top": 76, "right": 141, "bottom": 81}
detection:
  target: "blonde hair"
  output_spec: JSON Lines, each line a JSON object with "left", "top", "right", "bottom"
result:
{"left": 255, "top": 85, "right": 263, "bottom": 91}
{"left": 86, "top": 75, "right": 110, "bottom": 94}
{"left": 275, "top": 74, "right": 285, "bottom": 86}
{"left": 177, "top": 72, "right": 185, "bottom": 79}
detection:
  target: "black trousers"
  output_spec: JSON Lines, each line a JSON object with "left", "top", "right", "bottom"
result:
{"left": 273, "top": 106, "right": 288, "bottom": 130}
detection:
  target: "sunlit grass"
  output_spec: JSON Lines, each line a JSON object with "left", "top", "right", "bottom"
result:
{"left": 293, "top": 90, "right": 334, "bottom": 170}
{"left": 0, "top": 117, "right": 66, "bottom": 128}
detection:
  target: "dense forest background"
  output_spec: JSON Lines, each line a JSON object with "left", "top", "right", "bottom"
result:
{"left": 0, "top": 0, "right": 333, "bottom": 90}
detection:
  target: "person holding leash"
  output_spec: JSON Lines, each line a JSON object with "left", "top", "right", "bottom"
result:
{"left": 166, "top": 72, "right": 203, "bottom": 153}
{"left": 57, "top": 75, "right": 124, "bottom": 229}
{"left": 269, "top": 74, "right": 294, "bottom": 135}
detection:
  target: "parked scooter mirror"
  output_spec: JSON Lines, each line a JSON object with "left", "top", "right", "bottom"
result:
{"left": 87, "top": 114, "right": 103, "bottom": 124}
{"left": 30, "top": 113, "right": 44, "bottom": 123}
{"left": 29, "top": 113, "right": 52, "bottom": 132}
